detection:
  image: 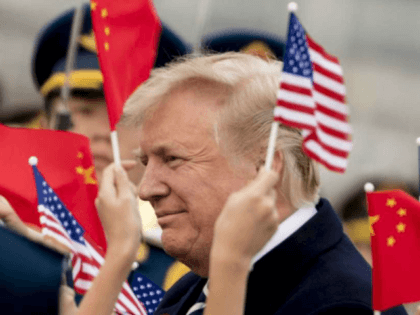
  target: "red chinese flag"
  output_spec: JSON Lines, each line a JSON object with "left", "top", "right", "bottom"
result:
{"left": 0, "top": 124, "right": 107, "bottom": 250}
{"left": 90, "top": 0, "right": 161, "bottom": 130}
{"left": 367, "top": 189, "right": 420, "bottom": 311}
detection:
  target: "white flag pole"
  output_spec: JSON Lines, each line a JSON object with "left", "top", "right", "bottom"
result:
{"left": 110, "top": 130, "right": 122, "bottom": 167}
{"left": 416, "top": 137, "right": 420, "bottom": 201}
{"left": 264, "top": 2, "right": 298, "bottom": 171}
{"left": 364, "top": 182, "right": 379, "bottom": 315}
{"left": 264, "top": 122, "right": 280, "bottom": 171}
{"left": 193, "top": 0, "right": 212, "bottom": 55}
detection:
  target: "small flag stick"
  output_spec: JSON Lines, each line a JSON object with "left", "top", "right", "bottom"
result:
{"left": 264, "top": 2, "right": 298, "bottom": 171}
{"left": 62, "top": 4, "right": 85, "bottom": 106}
{"left": 364, "top": 182, "right": 379, "bottom": 314}
{"left": 265, "top": 121, "right": 279, "bottom": 171}
{"left": 193, "top": 0, "right": 213, "bottom": 55}
{"left": 417, "top": 137, "right": 420, "bottom": 201}
{"left": 110, "top": 130, "right": 121, "bottom": 167}
{"left": 50, "top": 3, "right": 85, "bottom": 131}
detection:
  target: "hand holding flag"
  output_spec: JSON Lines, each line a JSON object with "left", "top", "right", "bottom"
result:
{"left": 31, "top": 158, "right": 148, "bottom": 314}
{"left": 95, "top": 162, "right": 142, "bottom": 251}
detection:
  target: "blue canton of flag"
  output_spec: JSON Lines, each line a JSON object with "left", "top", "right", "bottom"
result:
{"left": 32, "top": 164, "right": 87, "bottom": 246}
{"left": 282, "top": 13, "right": 312, "bottom": 79}
{"left": 274, "top": 12, "right": 352, "bottom": 174}
{"left": 131, "top": 272, "right": 165, "bottom": 315}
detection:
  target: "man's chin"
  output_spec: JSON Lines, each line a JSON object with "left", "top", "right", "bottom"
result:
{"left": 161, "top": 232, "right": 209, "bottom": 276}
{"left": 161, "top": 231, "right": 195, "bottom": 262}
{"left": 161, "top": 235, "right": 187, "bottom": 258}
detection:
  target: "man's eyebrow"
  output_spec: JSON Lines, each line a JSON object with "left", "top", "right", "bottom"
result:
{"left": 133, "top": 143, "right": 183, "bottom": 158}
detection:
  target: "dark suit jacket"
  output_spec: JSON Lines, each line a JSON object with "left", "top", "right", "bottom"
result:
{"left": 0, "top": 226, "right": 65, "bottom": 314}
{"left": 154, "top": 198, "right": 407, "bottom": 315}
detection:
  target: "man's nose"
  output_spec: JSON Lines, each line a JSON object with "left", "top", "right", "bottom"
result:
{"left": 137, "top": 161, "right": 170, "bottom": 202}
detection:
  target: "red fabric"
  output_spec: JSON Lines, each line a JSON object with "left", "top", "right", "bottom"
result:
{"left": 0, "top": 124, "right": 107, "bottom": 250}
{"left": 90, "top": 0, "right": 161, "bottom": 130}
{"left": 367, "top": 189, "right": 420, "bottom": 311}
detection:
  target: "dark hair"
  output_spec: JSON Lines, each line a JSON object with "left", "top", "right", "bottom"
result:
{"left": 45, "top": 88, "right": 105, "bottom": 120}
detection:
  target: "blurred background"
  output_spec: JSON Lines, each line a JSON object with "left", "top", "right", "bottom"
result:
{"left": 1, "top": 0, "right": 420, "bottom": 312}
{"left": 0, "top": 0, "right": 419, "bottom": 208}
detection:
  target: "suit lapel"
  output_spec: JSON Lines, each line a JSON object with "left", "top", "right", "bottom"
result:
{"left": 245, "top": 198, "right": 344, "bottom": 314}
{"left": 155, "top": 273, "right": 207, "bottom": 315}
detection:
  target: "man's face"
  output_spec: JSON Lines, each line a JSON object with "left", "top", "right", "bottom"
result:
{"left": 50, "top": 96, "right": 143, "bottom": 184}
{"left": 137, "top": 88, "right": 258, "bottom": 276}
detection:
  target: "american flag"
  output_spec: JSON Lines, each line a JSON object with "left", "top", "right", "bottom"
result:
{"left": 130, "top": 272, "right": 165, "bottom": 314}
{"left": 31, "top": 160, "right": 148, "bottom": 315}
{"left": 274, "top": 12, "right": 352, "bottom": 173}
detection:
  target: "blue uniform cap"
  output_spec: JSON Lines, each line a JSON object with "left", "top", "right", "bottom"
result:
{"left": 201, "top": 29, "right": 286, "bottom": 61}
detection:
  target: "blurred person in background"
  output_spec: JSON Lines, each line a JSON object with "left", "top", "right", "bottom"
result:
{"left": 0, "top": 74, "right": 47, "bottom": 129}
{"left": 201, "top": 28, "right": 286, "bottom": 61}
{"left": 31, "top": 3, "right": 191, "bottom": 293}
{"left": 0, "top": 107, "right": 47, "bottom": 129}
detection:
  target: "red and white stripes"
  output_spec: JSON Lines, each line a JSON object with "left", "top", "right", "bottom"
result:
{"left": 38, "top": 205, "right": 147, "bottom": 315}
{"left": 275, "top": 34, "right": 351, "bottom": 173}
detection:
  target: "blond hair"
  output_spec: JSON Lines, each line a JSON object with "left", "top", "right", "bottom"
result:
{"left": 123, "top": 52, "right": 320, "bottom": 208}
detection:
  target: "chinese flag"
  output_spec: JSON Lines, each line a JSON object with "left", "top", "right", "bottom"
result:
{"left": 90, "top": 0, "right": 161, "bottom": 130}
{"left": 367, "top": 189, "right": 420, "bottom": 311}
{"left": 0, "top": 124, "right": 107, "bottom": 250}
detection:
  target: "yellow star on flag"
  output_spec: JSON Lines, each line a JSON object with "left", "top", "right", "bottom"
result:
{"left": 83, "top": 166, "right": 98, "bottom": 185}
{"left": 386, "top": 198, "right": 397, "bottom": 208}
{"left": 101, "top": 8, "right": 108, "bottom": 18}
{"left": 105, "top": 42, "right": 110, "bottom": 51}
{"left": 75, "top": 166, "right": 84, "bottom": 174}
{"left": 387, "top": 236, "right": 396, "bottom": 247}
{"left": 397, "top": 208, "right": 407, "bottom": 217}
{"left": 77, "top": 152, "right": 84, "bottom": 159}
{"left": 396, "top": 222, "right": 406, "bottom": 233}
{"left": 75, "top": 166, "right": 97, "bottom": 185}
{"left": 105, "top": 27, "right": 110, "bottom": 36}
{"left": 91, "top": 1, "right": 97, "bottom": 11}
{"left": 369, "top": 215, "right": 380, "bottom": 236}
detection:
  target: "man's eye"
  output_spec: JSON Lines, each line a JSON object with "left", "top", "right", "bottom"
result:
{"left": 140, "top": 157, "right": 148, "bottom": 166}
{"left": 164, "top": 156, "right": 181, "bottom": 164}
{"left": 78, "top": 107, "right": 94, "bottom": 116}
